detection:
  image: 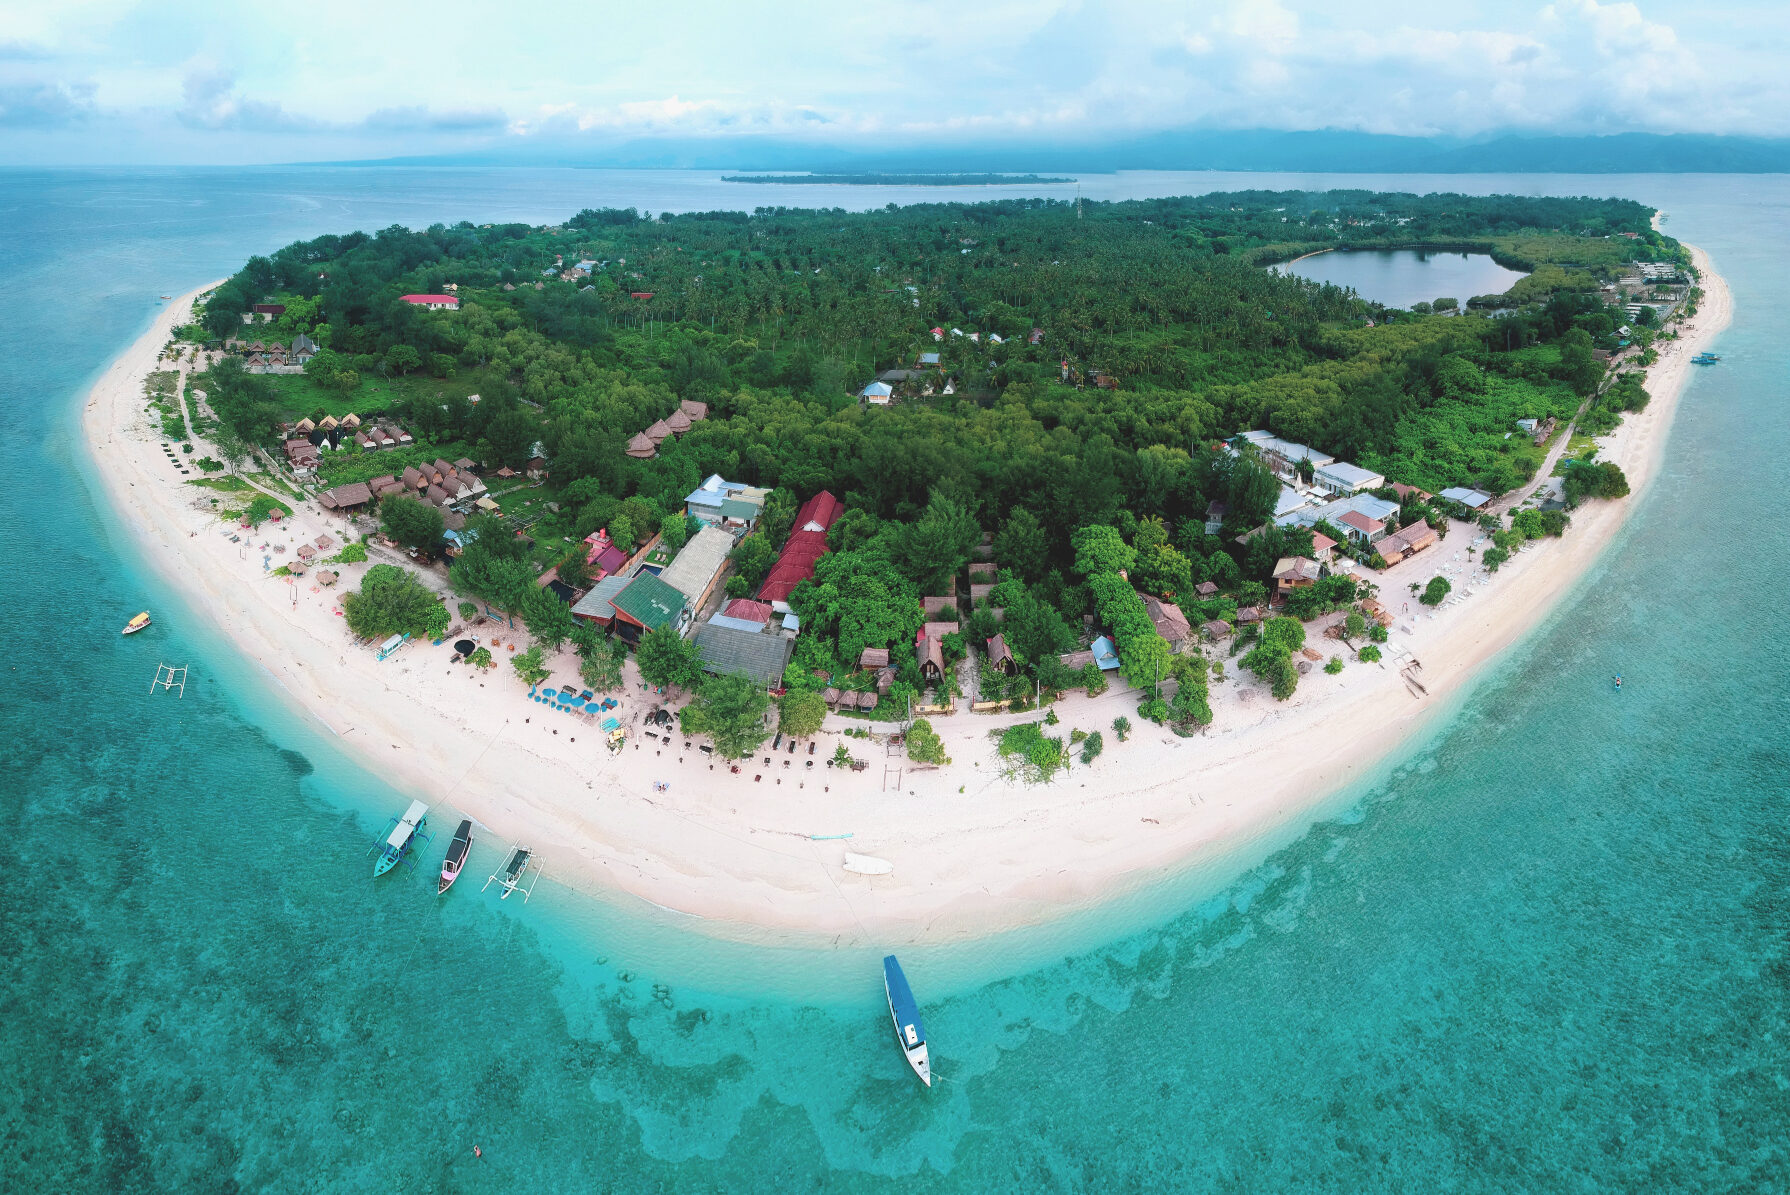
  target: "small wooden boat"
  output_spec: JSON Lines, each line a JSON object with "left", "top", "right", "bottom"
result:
{"left": 122, "top": 611, "right": 152, "bottom": 635}
{"left": 374, "top": 800, "right": 429, "bottom": 878}
{"left": 883, "top": 955, "right": 932, "bottom": 1087}
{"left": 438, "top": 819, "right": 474, "bottom": 894}
{"left": 843, "top": 852, "right": 894, "bottom": 876}
{"left": 497, "top": 846, "right": 531, "bottom": 900}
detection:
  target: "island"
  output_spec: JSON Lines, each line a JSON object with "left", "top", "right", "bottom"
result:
{"left": 84, "top": 190, "right": 1728, "bottom": 942}
{"left": 721, "top": 172, "right": 1074, "bottom": 185}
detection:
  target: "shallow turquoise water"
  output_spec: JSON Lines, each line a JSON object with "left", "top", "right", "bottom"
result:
{"left": 2, "top": 169, "right": 1785, "bottom": 1190}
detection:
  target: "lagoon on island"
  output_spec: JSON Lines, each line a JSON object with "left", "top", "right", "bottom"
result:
{"left": 1276, "top": 247, "right": 1530, "bottom": 310}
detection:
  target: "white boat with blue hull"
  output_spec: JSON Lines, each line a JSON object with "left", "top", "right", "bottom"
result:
{"left": 371, "top": 800, "right": 430, "bottom": 878}
{"left": 883, "top": 955, "right": 931, "bottom": 1087}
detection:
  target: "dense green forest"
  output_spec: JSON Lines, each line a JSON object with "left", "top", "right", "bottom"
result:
{"left": 191, "top": 190, "right": 1674, "bottom": 714}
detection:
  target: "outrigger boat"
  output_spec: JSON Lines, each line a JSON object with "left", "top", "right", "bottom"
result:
{"left": 483, "top": 844, "right": 539, "bottom": 902}
{"left": 438, "top": 819, "right": 474, "bottom": 894}
{"left": 1691, "top": 352, "right": 1720, "bottom": 365}
{"left": 122, "top": 611, "right": 152, "bottom": 635}
{"left": 883, "top": 955, "right": 932, "bottom": 1087}
{"left": 373, "top": 800, "right": 429, "bottom": 878}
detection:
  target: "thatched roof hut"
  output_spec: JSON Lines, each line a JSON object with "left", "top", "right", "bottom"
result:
{"left": 316, "top": 570, "right": 339, "bottom": 586}
{"left": 679, "top": 398, "right": 708, "bottom": 422}
{"left": 822, "top": 687, "right": 841, "bottom": 706}
{"left": 643, "top": 419, "right": 673, "bottom": 444}
{"left": 625, "top": 432, "right": 656, "bottom": 459}
{"left": 664, "top": 409, "right": 692, "bottom": 435}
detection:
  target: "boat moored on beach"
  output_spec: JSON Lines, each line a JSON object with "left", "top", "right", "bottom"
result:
{"left": 843, "top": 852, "right": 894, "bottom": 876}
{"left": 482, "top": 844, "right": 539, "bottom": 902}
{"left": 122, "top": 611, "right": 151, "bottom": 635}
{"left": 438, "top": 819, "right": 474, "bottom": 894}
{"left": 373, "top": 800, "right": 429, "bottom": 878}
{"left": 883, "top": 955, "right": 932, "bottom": 1087}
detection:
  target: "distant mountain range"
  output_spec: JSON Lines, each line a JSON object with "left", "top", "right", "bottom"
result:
{"left": 328, "top": 130, "right": 1790, "bottom": 174}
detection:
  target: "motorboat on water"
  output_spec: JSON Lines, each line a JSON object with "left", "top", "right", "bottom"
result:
{"left": 373, "top": 800, "right": 429, "bottom": 877}
{"left": 122, "top": 611, "right": 152, "bottom": 635}
{"left": 438, "top": 820, "right": 474, "bottom": 894}
{"left": 883, "top": 955, "right": 931, "bottom": 1087}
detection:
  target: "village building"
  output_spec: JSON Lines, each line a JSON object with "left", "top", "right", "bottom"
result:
{"left": 758, "top": 491, "right": 841, "bottom": 611}
{"left": 604, "top": 573, "right": 690, "bottom": 644}
{"left": 1376, "top": 519, "right": 1438, "bottom": 565}
{"left": 685, "top": 474, "right": 767, "bottom": 530}
{"left": 1439, "top": 486, "right": 1493, "bottom": 510}
{"left": 1313, "top": 460, "right": 1387, "bottom": 497}
{"left": 658, "top": 525, "right": 734, "bottom": 613}
{"left": 859, "top": 380, "right": 894, "bottom": 406}
{"left": 916, "top": 620, "right": 957, "bottom": 683}
{"left": 1139, "top": 593, "right": 1192, "bottom": 649}
{"left": 986, "top": 635, "right": 1016, "bottom": 675}
{"left": 691, "top": 622, "right": 794, "bottom": 689}
{"left": 1272, "top": 556, "right": 1323, "bottom": 597}
{"left": 399, "top": 294, "right": 460, "bottom": 310}
{"left": 1337, "top": 510, "right": 1387, "bottom": 547}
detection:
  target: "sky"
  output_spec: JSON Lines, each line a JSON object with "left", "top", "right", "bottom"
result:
{"left": 2, "top": 0, "right": 1788, "bottom": 164}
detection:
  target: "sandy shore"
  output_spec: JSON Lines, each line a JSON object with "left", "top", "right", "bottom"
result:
{"left": 83, "top": 248, "right": 1730, "bottom": 944}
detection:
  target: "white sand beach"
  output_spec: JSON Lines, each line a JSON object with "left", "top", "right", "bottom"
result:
{"left": 82, "top": 248, "right": 1730, "bottom": 944}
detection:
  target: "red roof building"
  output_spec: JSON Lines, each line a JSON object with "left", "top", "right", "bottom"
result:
{"left": 757, "top": 490, "right": 842, "bottom": 607}
{"left": 399, "top": 294, "right": 460, "bottom": 310}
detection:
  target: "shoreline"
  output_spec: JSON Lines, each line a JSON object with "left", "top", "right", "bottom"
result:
{"left": 81, "top": 247, "right": 1731, "bottom": 946}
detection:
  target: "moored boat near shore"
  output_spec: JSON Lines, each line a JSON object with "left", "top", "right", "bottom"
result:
{"left": 373, "top": 800, "right": 429, "bottom": 878}
{"left": 438, "top": 819, "right": 474, "bottom": 894}
{"left": 883, "top": 955, "right": 932, "bottom": 1087}
{"left": 122, "top": 611, "right": 151, "bottom": 635}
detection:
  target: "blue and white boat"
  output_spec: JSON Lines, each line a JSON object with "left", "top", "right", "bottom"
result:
{"left": 373, "top": 800, "right": 429, "bottom": 877}
{"left": 883, "top": 955, "right": 931, "bottom": 1086}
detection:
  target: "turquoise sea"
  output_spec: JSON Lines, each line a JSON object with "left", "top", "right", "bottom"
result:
{"left": 2, "top": 169, "right": 1785, "bottom": 1191}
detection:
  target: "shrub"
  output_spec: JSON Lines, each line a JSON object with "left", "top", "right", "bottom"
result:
{"left": 458, "top": 601, "right": 479, "bottom": 621}
{"left": 907, "top": 718, "right": 949, "bottom": 765}
{"left": 1325, "top": 656, "right": 1344, "bottom": 674}
{"left": 1081, "top": 662, "right": 1108, "bottom": 697}
{"left": 468, "top": 647, "right": 493, "bottom": 669}
{"left": 1111, "top": 715, "right": 1131, "bottom": 742}
{"left": 1420, "top": 576, "right": 1452, "bottom": 606}
{"left": 332, "top": 541, "right": 368, "bottom": 564}
{"left": 512, "top": 646, "right": 550, "bottom": 686}
{"left": 1079, "top": 731, "right": 1104, "bottom": 765}
{"left": 1359, "top": 645, "right": 1382, "bottom": 663}
{"left": 1368, "top": 624, "right": 1388, "bottom": 643}
{"left": 996, "top": 721, "right": 1064, "bottom": 782}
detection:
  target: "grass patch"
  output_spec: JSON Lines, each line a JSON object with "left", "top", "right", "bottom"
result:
{"left": 187, "top": 476, "right": 252, "bottom": 494}
{"left": 263, "top": 365, "right": 507, "bottom": 420}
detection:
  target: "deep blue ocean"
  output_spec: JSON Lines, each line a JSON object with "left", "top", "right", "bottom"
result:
{"left": 2, "top": 168, "right": 1785, "bottom": 1191}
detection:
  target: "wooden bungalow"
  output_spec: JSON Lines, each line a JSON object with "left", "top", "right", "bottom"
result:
{"left": 680, "top": 398, "right": 708, "bottom": 422}
{"left": 986, "top": 635, "right": 1016, "bottom": 675}
{"left": 859, "top": 647, "right": 890, "bottom": 671}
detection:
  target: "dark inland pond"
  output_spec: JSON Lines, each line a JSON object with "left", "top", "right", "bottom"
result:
{"left": 1276, "top": 247, "right": 1529, "bottom": 310}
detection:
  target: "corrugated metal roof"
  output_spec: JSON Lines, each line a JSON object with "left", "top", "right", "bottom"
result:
{"left": 610, "top": 573, "right": 686, "bottom": 630}
{"left": 659, "top": 526, "right": 733, "bottom": 604}
{"left": 693, "top": 623, "right": 793, "bottom": 687}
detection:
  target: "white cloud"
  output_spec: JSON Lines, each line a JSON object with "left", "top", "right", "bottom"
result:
{"left": 2, "top": 0, "right": 1788, "bottom": 160}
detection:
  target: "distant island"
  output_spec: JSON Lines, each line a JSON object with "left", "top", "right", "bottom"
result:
{"left": 722, "top": 172, "right": 1074, "bottom": 186}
